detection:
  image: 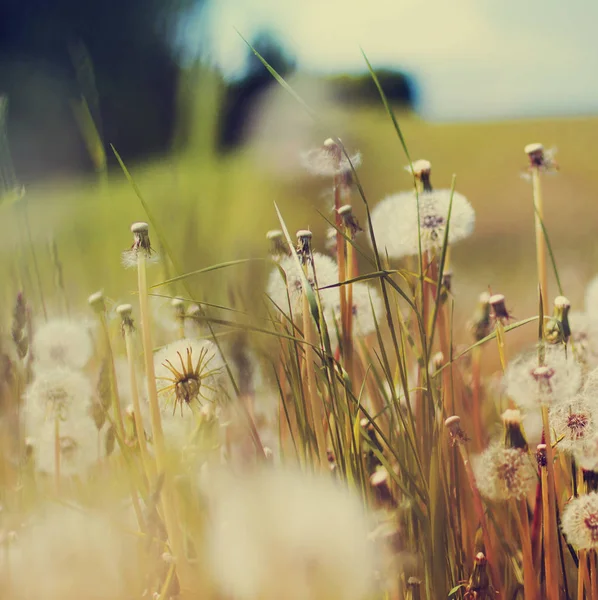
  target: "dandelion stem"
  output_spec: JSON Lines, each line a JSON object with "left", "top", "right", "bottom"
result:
{"left": 53, "top": 416, "right": 60, "bottom": 494}
{"left": 541, "top": 404, "right": 560, "bottom": 600}
{"left": 454, "top": 436, "right": 503, "bottom": 595}
{"left": 532, "top": 167, "right": 548, "bottom": 314}
{"left": 471, "top": 346, "right": 483, "bottom": 449}
{"left": 123, "top": 321, "right": 155, "bottom": 481}
{"left": 136, "top": 250, "right": 187, "bottom": 585}
{"left": 301, "top": 290, "right": 327, "bottom": 467}
{"left": 344, "top": 227, "right": 355, "bottom": 381}
{"left": 579, "top": 550, "right": 587, "bottom": 600}
{"left": 514, "top": 497, "right": 538, "bottom": 600}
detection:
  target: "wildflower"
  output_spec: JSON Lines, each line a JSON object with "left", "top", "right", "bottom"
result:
{"left": 561, "top": 492, "right": 598, "bottom": 549}
{"left": 32, "top": 319, "right": 93, "bottom": 370}
{"left": 301, "top": 138, "right": 361, "bottom": 177}
{"left": 473, "top": 443, "right": 536, "bottom": 501}
{"left": 206, "top": 468, "right": 375, "bottom": 600}
{"left": 266, "top": 253, "right": 338, "bottom": 317}
{"left": 2, "top": 504, "right": 139, "bottom": 599}
{"left": 154, "top": 338, "right": 224, "bottom": 415}
{"left": 369, "top": 189, "right": 475, "bottom": 259}
{"left": 25, "top": 367, "right": 93, "bottom": 420}
{"left": 503, "top": 346, "right": 581, "bottom": 411}
{"left": 122, "top": 221, "right": 159, "bottom": 268}
{"left": 550, "top": 396, "right": 596, "bottom": 452}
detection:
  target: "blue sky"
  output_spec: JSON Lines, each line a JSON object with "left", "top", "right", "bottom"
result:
{"left": 185, "top": 0, "right": 598, "bottom": 121}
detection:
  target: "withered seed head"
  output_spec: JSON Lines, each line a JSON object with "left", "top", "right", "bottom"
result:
{"left": 88, "top": 291, "right": 105, "bottom": 313}
{"left": 489, "top": 293, "right": 511, "bottom": 322}
{"left": 445, "top": 415, "right": 468, "bottom": 445}
{"left": 536, "top": 443, "right": 547, "bottom": 468}
{"left": 266, "top": 229, "right": 290, "bottom": 258}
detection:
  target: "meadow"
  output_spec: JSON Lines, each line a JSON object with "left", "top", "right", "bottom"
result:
{"left": 2, "top": 64, "right": 598, "bottom": 599}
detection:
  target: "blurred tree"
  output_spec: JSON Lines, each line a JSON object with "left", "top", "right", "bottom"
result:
{"left": 0, "top": 0, "right": 199, "bottom": 182}
{"left": 217, "top": 30, "right": 297, "bottom": 151}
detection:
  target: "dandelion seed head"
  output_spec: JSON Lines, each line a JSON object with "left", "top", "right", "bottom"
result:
{"left": 473, "top": 444, "right": 536, "bottom": 501}
{"left": 301, "top": 140, "right": 361, "bottom": 177}
{"left": 32, "top": 319, "right": 93, "bottom": 370}
{"left": 574, "top": 427, "right": 598, "bottom": 471}
{"left": 24, "top": 400, "right": 99, "bottom": 475}
{"left": 2, "top": 504, "right": 139, "bottom": 599}
{"left": 206, "top": 468, "right": 375, "bottom": 600}
{"left": 562, "top": 492, "right": 598, "bottom": 549}
{"left": 321, "top": 282, "right": 383, "bottom": 346}
{"left": 25, "top": 367, "right": 93, "bottom": 419}
{"left": 266, "top": 253, "right": 338, "bottom": 317}
{"left": 550, "top": 396, "right": 596, "bottom": 453}
{"left": 504, "top": 347, "right": 582, "bottom": 411}
{"left": 569, "top": 311, "right": 598, "bottom": 368}
{"left": 370, "top": 189, "right": 475, "bottom": 259}
{"left": 154, "top": 338, "right": 224, "bottom": 415}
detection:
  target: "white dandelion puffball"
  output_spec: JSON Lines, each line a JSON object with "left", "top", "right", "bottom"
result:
{"left": 301, "top": 140, "right": 361, "bottom": 177}
{"left": 569, "top": 311, "right": 598, "bottom": 368}
{"left": 32, "top": 319, "right": 93, "bottom": 370}
{"left": 473, "top": 444, "right": 537, "bottom": 501}
{"left": 24, "top": 400, "right": 100, "bottom": 476}
{"left": 320, "top": 282, "right": 384, "bottom": 348}
{"left": 206, "top": 469, "right": 375, "bottom": 600}
{"left": 266, "top": 253, "right": 338, "bottom": 318}
{"left": 2, "top": 505, "right": 139, "bottom": 599}
{"left": 573, "top": 431, "right": 598, "bottom": 471}
{"left": 562, "top": 492, "right": 598, "bottom": 550}
{"left": 154, "top": 338, "right": 224, "bottom": 414}
{"left": 25, "top": 367, "right": 93, "bottom": 419}
{"left": 370, "top": 189, "right": 475, "bottom": 259}
{"left": 503, "top": 347, "right": 582, "bottom": 411}
{"left": 549, "top": 396, "right": 596, "bottom": 453}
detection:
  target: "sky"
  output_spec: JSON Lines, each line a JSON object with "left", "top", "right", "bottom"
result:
{"left": 183, "top": 0, "right": 598, "bottom": 121}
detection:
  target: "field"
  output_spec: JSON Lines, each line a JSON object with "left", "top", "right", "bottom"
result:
{"left": 2, "top": 81, "right": 598, "bottom": 599}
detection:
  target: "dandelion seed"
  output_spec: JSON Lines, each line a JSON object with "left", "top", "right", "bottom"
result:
{"left": 32, "top": 319, "right": 93, "bottom": 370}
{"left": 562, "top": 492, "right": 598, "bottom": 549}
{"left": 301, "top": 138, "right": 361, "bottom": 178}
{"left": 154, "top": 338, "right": 224, "bottom": 415}
{"left": 473, "top": 444, "right": 536, "bottom": 501}
{"left": 504, "top": 346, "right": 581, "bottom": 411}
{"left": 266, "top": 253, "right": 338, "bottom": 317}
{"left": 206, "top": 469, "right": 375, "bottom": 600}
{"left": 25, "top": 367, "right": 93, "bottom": 419}
{"left": 369, "top": 189, "right": 475, "bottom": 259}
{"left": 550, "top": 396, "right": 595, "bottom": 452}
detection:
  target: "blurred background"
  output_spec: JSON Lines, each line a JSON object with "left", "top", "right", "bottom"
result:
{"left": 1, "top": 0, "right": 597, "bottom": 344}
